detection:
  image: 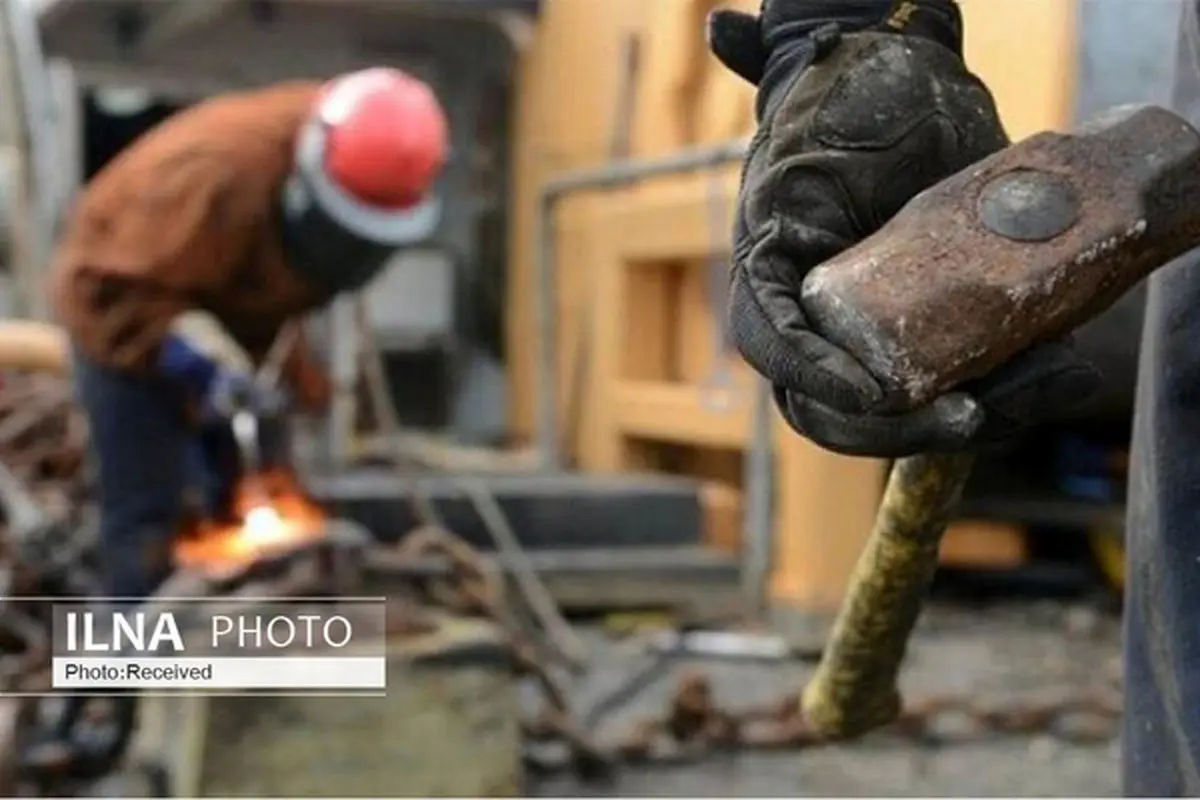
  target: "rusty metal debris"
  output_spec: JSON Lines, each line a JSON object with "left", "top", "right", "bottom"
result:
{"left": 0, "top": 370, "right": 1128, "bottom": 795}
{"left": 603, "top": 671, "right": 1122, "bottom": 769}
{"left": 0, "top": 372, "right": 89, "bottom": 503}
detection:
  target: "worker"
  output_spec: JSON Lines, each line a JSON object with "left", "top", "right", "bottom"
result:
{"left": 51, "top": 67, "right": 447, "bottom": 600}
{"left": 35, "top": 69, "right": 447, "bottom": 773}
{"left": 709, "top": 0, "right": 1192, "bottom": 794}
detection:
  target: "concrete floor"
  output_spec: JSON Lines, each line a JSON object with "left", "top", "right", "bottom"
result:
{"left": 530, "top": 601, "right": 1122, "bottom": 797}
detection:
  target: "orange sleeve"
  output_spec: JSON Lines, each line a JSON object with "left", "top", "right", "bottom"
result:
{"left": 60, "top": 154, "right": 267, "bottom": 373}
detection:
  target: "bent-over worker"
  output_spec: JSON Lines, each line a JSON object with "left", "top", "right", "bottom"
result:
{"left": 50, "top": 68, "right": 449, "bottom": 602}
{"left": 710, "top": 0, "right": 1197, "bottom": 793}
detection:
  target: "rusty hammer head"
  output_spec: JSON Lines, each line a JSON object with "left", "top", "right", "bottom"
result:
{"left": 800, "top": 104, "right": 1200, "bottom": 412}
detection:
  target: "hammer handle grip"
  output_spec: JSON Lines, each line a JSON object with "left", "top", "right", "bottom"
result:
{"left": 801, "top": 450, "right": 975, "bottom": 737}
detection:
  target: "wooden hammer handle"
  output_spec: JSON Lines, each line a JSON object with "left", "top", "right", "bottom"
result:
{"left": 801, "top": 450, "right": 975, "bottom": 737}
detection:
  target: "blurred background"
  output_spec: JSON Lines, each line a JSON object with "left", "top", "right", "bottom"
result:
{"left": 0, "top": 0, "right": 1182, "bottom": 795}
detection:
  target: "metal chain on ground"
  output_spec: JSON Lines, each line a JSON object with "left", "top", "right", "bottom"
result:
{"left": 390, "top": 524, "right": 616, "bottom": 778}
{"left": 381, "top": 524, "right": 1123, "bottom": 778}
{"left": 340, "top": 318, "right": 1126, "bottom": 776}
{"left": 604, "top": 670, "right": 1122, "bottom": 768}
{"left": 0, "top": 370, "right": 1129, "bottom": 791}
{"left": 351, "top": 297, "right": 587, "bottom": 667}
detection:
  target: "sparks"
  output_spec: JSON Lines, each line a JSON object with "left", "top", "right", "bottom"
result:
{"left": 173, "top": 468, "right": 328, "bottom": 573}
{"left": 242, "top": 505, "right": 290, "bottom": 545}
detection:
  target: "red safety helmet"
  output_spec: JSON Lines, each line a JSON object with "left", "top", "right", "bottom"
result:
{"left": 315, "top": 67, "right": 448, "bottom": 209}
{"left": 285, "top": 67, "right": 449, "bottom": 293}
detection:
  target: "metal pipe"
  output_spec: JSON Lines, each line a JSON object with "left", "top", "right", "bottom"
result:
{"left": 0, "top": 0, "right": 58, "bottom": 321}
{"left": 741, "top": 377, "right": 775, "bottom": 624}
{"left": 326, "top": 295, "right": 360, "bottom": 468}
{"left": 533, "top": 137, "right": 750, "bottom": 469}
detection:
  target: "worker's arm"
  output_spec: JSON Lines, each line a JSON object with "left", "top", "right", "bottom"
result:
{"left": 277, "top": 325, "right": 332, "bottom": 415}
{"left": 62, "top": 153, "right": 268, "bottom": 418}
{"left": 159, "top": 310, "right": 274, "bottom": 420}
{"left": 710, "top": 0, "right": 1098, "bottom": 457}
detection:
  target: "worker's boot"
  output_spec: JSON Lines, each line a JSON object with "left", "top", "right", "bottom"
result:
{"left": 20, "top": 692, "right": 138, "bottom": 782}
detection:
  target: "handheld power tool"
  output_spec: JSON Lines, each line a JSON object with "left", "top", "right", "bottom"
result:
{"left": 228, "top": 324, "right": 301, "bottom": 509}
{"left": 793, "top": 104, "right": 1200, "bottom": 738}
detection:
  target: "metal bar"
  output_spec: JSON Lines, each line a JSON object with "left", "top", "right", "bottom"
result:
{"left": 541, "top": 138, "right": 751, "bottom": 201}
{"left": 740, "top": 377, "right": 775, "bottom": 624}
{"left": 138, "top": 0, "right": 240, "bottom": 53}
{"left": 326, "top": 295, "right": 360, "bottom": 467}
{"left": 0, "top": 0, "right": 58, "bottom": 321}
{"left": 350, "top": 287, "right": 589, "bottom": 666}
{"left": 362, "top": 543, "right": 745, "bottom": 620}
{"left": 533, "top": 137, "right": 750, "bottom": 470}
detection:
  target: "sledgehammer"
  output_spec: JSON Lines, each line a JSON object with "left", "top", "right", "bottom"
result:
{"left": 795, "top": 104, "right": 1200, "bottom": 738}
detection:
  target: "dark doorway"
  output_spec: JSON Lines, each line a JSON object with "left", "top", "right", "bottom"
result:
{"left": 81, "top": 89, "right": 184, "bottom": 180}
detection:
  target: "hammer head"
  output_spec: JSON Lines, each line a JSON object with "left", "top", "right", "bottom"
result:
{"left": 800, "top": 104, "right": 1200, "bottom": 411}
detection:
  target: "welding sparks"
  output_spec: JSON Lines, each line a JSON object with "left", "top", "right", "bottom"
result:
{"left": 242, "top": 505, "right": 290, "bottom": 545}
{"left": 173, "top": 469, "right": 328, "bottom": 573}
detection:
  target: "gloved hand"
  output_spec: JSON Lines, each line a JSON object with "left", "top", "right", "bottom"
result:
{"left": 710, "top": 0, "right": 1102, "bottom": 458}
{"left": 158, "top": 333, "right": 285, "bottom": 422}
{"left": 204, "top": 368, "right": 289, "bottom": 422}
{"left": 203, "top": 367, "right": 255, "bottom": 421}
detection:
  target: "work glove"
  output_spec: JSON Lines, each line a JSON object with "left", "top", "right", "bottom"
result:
{"left": 158, "top": 332, "right": 284, "bottom": 423}
{"left": 710, "top": 0, "right": 1102, "bottom": 458}
{"left": 201, "top": 367, "right": 285, "bottom": 422}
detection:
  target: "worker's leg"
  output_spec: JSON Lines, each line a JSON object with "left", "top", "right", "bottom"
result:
{"left": 1122, "top": 252, "right": 1200, "bottom": 796}
{"left": 73, "top": 352, "right": 188, "bottom": 599}
{"left": 47, "top": 351, "right": 189, "bottom": 775}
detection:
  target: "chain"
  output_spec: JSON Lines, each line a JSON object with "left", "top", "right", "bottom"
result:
{"left": 606, "top": 670, "right": 1122, "bottom": 768}
{"left": 382, "top": 527, "right": 1123, "bottom": 780}
{"left": 391, "top": 525, "right": 616, "bottom": 778}
{"left": 0, "top": 504, "right": 1127, "bottom": 790}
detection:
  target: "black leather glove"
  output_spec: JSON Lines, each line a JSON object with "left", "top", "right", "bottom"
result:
{"left": 710, "top": 0, "right": 1102, "bottom": 458}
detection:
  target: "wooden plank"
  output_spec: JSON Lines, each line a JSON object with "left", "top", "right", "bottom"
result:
{"left": 613, "top": 380, "right": 752, "bottom": 449}
{"left": 622, "top": 262, "right": 677, "bottom": 382}
{"left": 770, "top": 415, "right": 887, "bottom": 612}
{"left": 576, "top": 205, "right": 659, "bottom": 472}
{"left": 506, "top": 0, "right": 654, "bottom": 443}
{"left": 959, "top": 0, "right": 1079, "bottom": 137}
{"left": 609, "top": 172, "right": 741, "bottom": 260}
{"left": 694, "top": 60, "right": 755, "bottom": 144}
{"left": 554, "top": 193, "right": 605, "bottom": 462}
{"left": 674, "top": 169, "right": 739, "bottom": 385}
{"left": 693, "top": 0, "right": 757, "bottom": 144}
{"left": 677, "top": 259, "right": 717, "bottom": 381}
{"left": 939, "top": 519, "right": 1029, "bottom": 570}
{"left": 630, "top": 0, "right": 709, "bottom": 156}
{"left": 701, "top": 481, "right": 743, "bottom": 554}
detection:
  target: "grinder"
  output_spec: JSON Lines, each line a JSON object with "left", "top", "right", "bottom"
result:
{"left": 794, "top": 104, "right": 1200, "bottom": 738}
{"left": 228, "top": 325, "right": 300, "bottom": 509}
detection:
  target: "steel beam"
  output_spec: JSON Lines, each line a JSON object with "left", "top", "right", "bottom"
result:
{"left": 364, "top": 543, "right": 744, "bottom": 621}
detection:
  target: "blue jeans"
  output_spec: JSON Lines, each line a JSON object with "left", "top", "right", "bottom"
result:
{"left": 72, "top": 351, "right": 237, "bottom": 599}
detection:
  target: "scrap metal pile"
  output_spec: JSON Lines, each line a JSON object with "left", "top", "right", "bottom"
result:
{"left": 0, "top": 372, "right": 90, "bottom": 525}
{"left": 0, "top": 371, "right": 1125, "bottom": 797}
